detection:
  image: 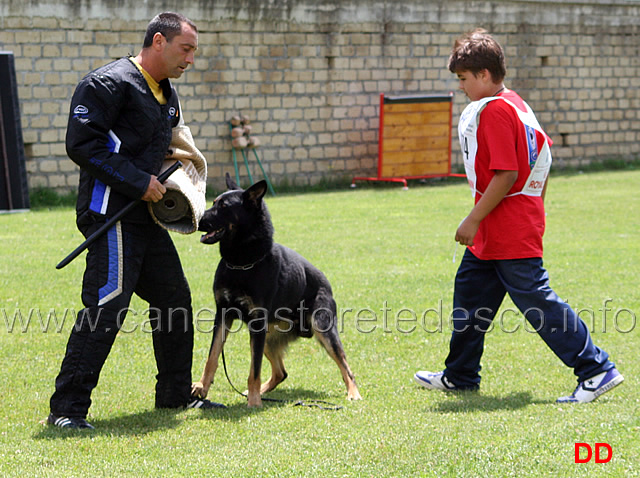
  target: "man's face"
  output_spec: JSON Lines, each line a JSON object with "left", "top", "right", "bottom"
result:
{"left": 161, "top": 23, "right": 198, "bottom": 79}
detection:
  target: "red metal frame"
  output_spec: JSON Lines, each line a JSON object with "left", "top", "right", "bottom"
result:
{"left": 351, "top": 92, "right": 465, "bottom": 189}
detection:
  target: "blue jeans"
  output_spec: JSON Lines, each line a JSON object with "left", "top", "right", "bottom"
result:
{"left": 444, "top": 249, "right": 613, "bottom": 389}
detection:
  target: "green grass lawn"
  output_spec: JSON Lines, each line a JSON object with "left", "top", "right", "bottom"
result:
{"left": 1, "top": 170, "right": 638, "bottom": 477}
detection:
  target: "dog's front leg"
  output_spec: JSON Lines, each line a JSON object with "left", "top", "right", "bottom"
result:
{"left": 192, "top": 315, "right": 229, "bottom": 399}
{"left": 247, "top": 327, "right": 267, "bottom": 407}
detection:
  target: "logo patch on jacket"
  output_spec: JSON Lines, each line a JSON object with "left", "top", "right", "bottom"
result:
{"left": 73, "top": 105, "right": 89, "bottom": 115}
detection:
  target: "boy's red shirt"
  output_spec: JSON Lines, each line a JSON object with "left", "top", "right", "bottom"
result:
{"left": 469, "top": 90, "right": 552, "bottom": 260}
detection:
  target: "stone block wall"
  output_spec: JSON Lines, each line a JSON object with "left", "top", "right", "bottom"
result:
{"left": 1, "top": 0, "right": 639, "bottom": 191}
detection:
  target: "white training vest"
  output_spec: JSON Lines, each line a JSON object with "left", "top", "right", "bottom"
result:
{"left": 458, "top": 96, "right": 552, "bottom": 198}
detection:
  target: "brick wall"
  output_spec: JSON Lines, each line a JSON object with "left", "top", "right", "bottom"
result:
{"left": 1, "top": 0, "right": 639, "bottom": 191}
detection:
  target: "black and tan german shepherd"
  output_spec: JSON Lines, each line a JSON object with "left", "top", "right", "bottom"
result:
{"left": 191, "top": 174, "right": 361, "bottom": 407}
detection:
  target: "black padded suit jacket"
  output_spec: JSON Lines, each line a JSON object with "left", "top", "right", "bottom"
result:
{"left": 66, "top": 56, "right": 181, "bottom": 227}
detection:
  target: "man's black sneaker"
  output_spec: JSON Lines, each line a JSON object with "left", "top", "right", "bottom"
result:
{"left": 186, "top": 397, "right": 226, "bottom": 409}
{"left": 47, "top": 413, "right": 95, "bottom": 429}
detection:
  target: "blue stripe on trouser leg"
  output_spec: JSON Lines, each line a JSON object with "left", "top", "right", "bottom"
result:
{"left": 98, "top": 221, "right": 123, "bottom": 306}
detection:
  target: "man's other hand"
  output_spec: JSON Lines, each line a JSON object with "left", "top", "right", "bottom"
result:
{"left": 141, "top": 175, "right": 166, "bottom": 202}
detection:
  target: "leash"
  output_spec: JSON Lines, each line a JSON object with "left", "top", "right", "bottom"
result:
{"left": 221, "top": 347, "right": 343, "bottom": 411}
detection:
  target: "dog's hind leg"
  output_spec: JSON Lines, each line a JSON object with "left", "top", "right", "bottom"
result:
{"left": 315, "top": 331, "right": 362, "bottom": 400}
{"left": 191, "top": 317, "right": 229, "bottom": 399}
{"left": 311, "top": 295, "right": 362, "bottom": 400}
{"left": 260, "top": 339, "right": 288, "bottom": 394}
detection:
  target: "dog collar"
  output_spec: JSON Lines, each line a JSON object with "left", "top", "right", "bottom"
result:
{"left": 223, "top": 253, "right": 269, "bottom": 271}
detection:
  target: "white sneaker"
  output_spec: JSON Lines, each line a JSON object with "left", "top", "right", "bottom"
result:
{"left": 557, "top": 368, "right": 624, "bottom": 403}
{"left": 414, "top": 371, "right": 459, "bottom": 391}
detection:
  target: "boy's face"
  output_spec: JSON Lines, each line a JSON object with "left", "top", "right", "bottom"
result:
{"left": 455, "top": 69, "right": 497, "bottom": 101}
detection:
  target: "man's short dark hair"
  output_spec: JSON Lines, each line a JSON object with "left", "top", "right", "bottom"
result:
{"left": 143, "top": 12, "right": 197, "bottom": 48}
{"left": 448, "top": 28, "right": 506, "bottom": 83}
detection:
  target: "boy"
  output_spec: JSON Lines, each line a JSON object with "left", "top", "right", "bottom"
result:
{"left": 414, "top": 29, "right": 623, "bottom": 403}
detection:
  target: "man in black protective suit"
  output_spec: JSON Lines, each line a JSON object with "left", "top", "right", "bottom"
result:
{"left": 48, "top": 12, "right": 224, "bottom": 430}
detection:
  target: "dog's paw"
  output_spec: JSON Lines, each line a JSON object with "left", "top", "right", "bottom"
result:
{"left": 191, "top": 381, "right": 208, "bottom": 399}
{"left": 247, "top": 397, "right": 263, "bottom": 408}
{"left": 347, "top": 390, "right": 363, "bottom": 401}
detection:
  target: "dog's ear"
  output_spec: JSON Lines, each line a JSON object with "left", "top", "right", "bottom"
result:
{"left": 243, "top": 180, "right": 268, "bottom": 204}
{"left": 225, "top": 173, "right": 240, "bottom": 190}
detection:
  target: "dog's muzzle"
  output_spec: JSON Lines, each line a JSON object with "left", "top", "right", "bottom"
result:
{"left": 200, "top": 228, "right": 225, "bottom": 244}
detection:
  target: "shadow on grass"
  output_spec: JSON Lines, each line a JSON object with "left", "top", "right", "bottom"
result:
{"left": 431, "top": 391, "right": 552, "bottom": 413}
{"left": 32, "top": 388, "right": 345, "bottom": 438}
{"left": 32, "top": 408, "right": 184, "bottom": 440}
{"left": 202, "top": 387, "right": 347, "bottom": 418}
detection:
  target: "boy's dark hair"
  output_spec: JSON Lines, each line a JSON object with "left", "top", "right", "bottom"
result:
{"left": 143, "top": 12, "right": 197, "bottom": 48}
{"left": 448, "top": 28, "right": 506, "bottom": 83}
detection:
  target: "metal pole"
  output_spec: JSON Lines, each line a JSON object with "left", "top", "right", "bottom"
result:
{"left": 251, "top": 148, "right": 275, "bottom": 196}
{"left": 240, "top": 148, "right": 254, "bottom": 184}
